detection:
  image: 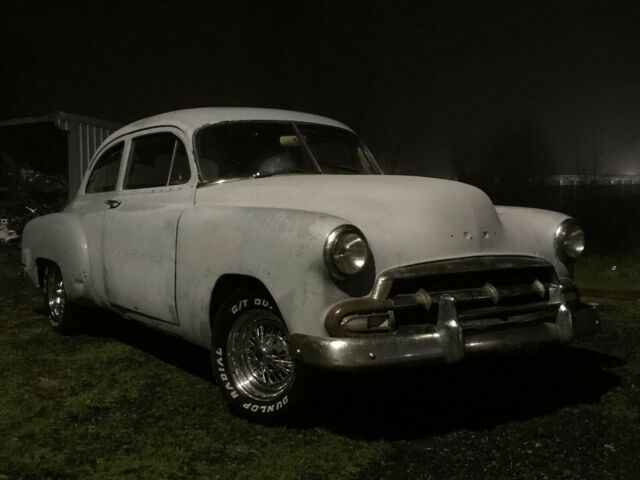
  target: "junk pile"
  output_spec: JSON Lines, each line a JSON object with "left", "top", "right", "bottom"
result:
{"left": 0, "top": 152, "right": 67, "bottom": 246}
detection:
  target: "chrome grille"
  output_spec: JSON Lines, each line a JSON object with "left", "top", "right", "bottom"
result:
{"left": 324, "top": 256, "right": 565, "bottom": 337}
{"left": 388, "top": 265, "right": 556, "bottom": 297}
{"left": 386, "top": 263, "right": 558, "bottom": 330}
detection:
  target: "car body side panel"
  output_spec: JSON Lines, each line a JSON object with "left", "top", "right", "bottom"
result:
{"left": 175, "top": 206, "right": 351, "bottom": 348}
{"left": 102, "top": 186, "right": 195, "bottom": 325}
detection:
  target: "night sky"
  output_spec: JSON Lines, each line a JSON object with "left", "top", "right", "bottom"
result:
{"left": 2, "top": 0, "right": 640, "bottom": 176}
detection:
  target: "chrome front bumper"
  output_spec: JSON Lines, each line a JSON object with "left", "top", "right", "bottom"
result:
{"left": 290, "top": 303, "right": 599, "bottom": 370}
{"left": 290, "top": 256, "right": 600, "bottom": 370}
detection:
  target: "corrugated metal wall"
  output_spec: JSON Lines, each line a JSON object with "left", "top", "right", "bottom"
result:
{"left": 55, "top": 115, "right": 119, "bottom": 197}
{"left": 0, "top": 111, "right": 121, "bottom": 199}
{"left": 58, "top": 119, "right": 113, "bottom": 172}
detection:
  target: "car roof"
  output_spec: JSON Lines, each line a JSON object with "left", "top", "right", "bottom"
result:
{"left": 102, "top": 107, "right": 353, "bottom": 146}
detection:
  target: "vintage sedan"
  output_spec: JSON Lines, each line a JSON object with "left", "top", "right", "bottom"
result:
{"left": 22, "top": 108, "right": 599, "bottom": 421}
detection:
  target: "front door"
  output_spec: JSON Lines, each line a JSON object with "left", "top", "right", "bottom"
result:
{"left": 101, "top": 129, "right": 196, "bottom": 325}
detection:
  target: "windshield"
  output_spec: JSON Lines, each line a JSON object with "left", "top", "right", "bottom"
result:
{"left": 195, "top": 121, "right": 381, "bottom": 182}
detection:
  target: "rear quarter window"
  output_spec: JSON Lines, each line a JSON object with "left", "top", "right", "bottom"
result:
{"left": 85, "top": 143, "right": 124, "bottom": 193}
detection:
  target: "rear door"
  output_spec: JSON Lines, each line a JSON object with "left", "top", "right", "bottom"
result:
{"left": 73, "top": 141, "right": 126, "bottom": 308}
{"left": 101, "top": 128, "right": 196, "bottom": 325}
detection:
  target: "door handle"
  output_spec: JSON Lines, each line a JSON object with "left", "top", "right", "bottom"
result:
{"left": 105, "top": 200, "right": 121, "bottom": 209}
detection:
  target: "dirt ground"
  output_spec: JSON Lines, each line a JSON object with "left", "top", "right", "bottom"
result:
{"left": 0, "top": 248, "right": 638, "bottom": 479}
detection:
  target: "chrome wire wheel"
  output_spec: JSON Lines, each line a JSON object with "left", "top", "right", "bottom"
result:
{"left": 46, "top": 266, "right": 66, "bottom": 325}
{"left": 227, "top": 311, "right": 295, "bottom": 402}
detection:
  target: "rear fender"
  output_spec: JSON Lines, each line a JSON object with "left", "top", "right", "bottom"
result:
{"left": 21, "top": 213, "right": 91, "bottom": 301}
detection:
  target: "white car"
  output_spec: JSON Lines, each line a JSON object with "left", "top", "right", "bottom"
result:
{"left": 21, "top": 108, "right": 599, "bottom": 422}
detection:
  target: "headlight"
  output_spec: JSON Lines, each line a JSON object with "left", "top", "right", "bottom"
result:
{"left": 555, "top": 219, "right": 585, "bottom": 259}
{"left": 324, "top": 225, "right": 369, "bottom": 277}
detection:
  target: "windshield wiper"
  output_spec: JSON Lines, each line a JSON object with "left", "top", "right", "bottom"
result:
{"left": 252, "top": 169, "right": 319, "bottom": 179}
{"left": 319, "top": 164, "right": 363, "bottom": 173}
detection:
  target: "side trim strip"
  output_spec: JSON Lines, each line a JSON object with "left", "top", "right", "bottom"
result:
{"left": 111, "top": 303, "right": 174, "bottom": 325}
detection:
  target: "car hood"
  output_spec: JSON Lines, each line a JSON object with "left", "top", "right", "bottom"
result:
{"left": 196, "top": 175, "right": 538, "bottom": 272}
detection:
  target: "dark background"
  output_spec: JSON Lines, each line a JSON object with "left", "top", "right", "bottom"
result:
{"left": 1, "top": 0, "right": 639, "bottom": 252}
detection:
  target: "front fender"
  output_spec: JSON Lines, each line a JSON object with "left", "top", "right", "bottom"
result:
{"left": 175, "top": 206, "right": 352, "bottom": 347}
{"left": 21, "top": 213, "right": 91, "bottom": 301}
{"left": 496, "top": 206, "right": 573, "bottom": 280}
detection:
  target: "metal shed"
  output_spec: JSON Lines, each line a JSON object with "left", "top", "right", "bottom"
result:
{"left": 0, "top": 111, "right": 121, "bottom": 198}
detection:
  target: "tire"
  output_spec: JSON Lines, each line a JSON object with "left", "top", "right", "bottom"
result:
{"left": 42, "top": 263, "right": 79, "bottom": 333}
{"left": 211, "top": 288, "right": 307, "bottom": 423}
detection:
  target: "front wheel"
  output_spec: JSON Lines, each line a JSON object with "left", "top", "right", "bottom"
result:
{"left": 211, "top": 288, "right": 307, "bottom": 423}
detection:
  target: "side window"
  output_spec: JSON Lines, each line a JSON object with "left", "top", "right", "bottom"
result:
{"left": 85, "top": 143, "right": 124, "bottom": 193}
{"left": 124, "top": 133, "right": 191, "bottom": 190}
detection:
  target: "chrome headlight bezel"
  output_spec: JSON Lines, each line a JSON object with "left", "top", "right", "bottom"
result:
{"left": 555, "top": 218, "right": 585, "bottom": 260}
{"left": 324, "top": 225, "right": 370, "bottom": 278}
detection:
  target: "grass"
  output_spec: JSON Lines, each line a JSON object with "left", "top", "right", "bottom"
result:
{"left": 0, "top": 250, "right": 638, "bottom": 479}
{"left": 575, "top": 254, "right": 640, "bottom": 291}
{"left": 0, "top": 250, "right": 387, "bottom": 479}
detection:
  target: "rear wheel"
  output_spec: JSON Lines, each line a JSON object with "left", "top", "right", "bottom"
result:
{"left": 43, "top": 263, "right": 79, "bottom": 333}
{"left": 211, "top": 288, "right": 307, "bottom": 423}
